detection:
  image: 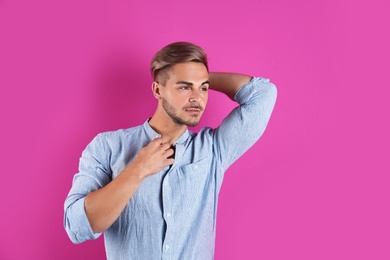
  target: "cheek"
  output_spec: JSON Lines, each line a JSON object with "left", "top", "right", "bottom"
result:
{"left": 171, "top": 96, "right": 188, "bottom": 108}
{"left": 202, "top": 94, "right": 209, "bottom": 104}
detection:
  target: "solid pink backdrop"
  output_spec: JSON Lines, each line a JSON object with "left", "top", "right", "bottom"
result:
{"left": 1, "top": 0, "right": 389, "bottom": 259}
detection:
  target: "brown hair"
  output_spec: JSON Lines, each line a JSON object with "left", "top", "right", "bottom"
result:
{"left": 150, "top": 42, "right": 208, "bottom": 85}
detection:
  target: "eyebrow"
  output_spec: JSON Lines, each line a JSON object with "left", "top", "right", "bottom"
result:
{"left": 176, "top": 81, "right": 210, "bottom": 86}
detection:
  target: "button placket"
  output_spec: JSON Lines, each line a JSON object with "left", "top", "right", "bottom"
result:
{"left": 161, "top": 174, "right": 173, "bottom": 258}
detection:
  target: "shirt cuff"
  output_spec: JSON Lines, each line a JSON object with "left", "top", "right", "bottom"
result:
{"left": 65, "top": 197, "right": 101, "bottom": 243}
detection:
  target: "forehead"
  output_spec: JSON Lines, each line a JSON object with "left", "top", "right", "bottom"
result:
{"left": 167, "top": 62, "right": 209, "bottom": 82}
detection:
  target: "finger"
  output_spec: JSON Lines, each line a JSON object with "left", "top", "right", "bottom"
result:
{"left": 164, "top": 148, "right": 174, "bottom": 157}
{"left": 151, "top": 136, "right": 162, "bottom": 143}
{"left": 165, "top": 158, "right": 175, "bottom": 165}
{"left": 149, "top": 137, "right": 163, "bottom": 147}
{"left": 160, "top": 142, "right": 172, "bottom": 150}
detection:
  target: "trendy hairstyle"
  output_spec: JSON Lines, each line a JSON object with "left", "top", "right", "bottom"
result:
{"left": 150, "top": 42, "right": 208, "bottom": 85}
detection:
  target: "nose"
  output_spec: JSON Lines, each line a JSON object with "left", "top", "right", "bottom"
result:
{"left": 189, "top": 90, "right": 201, "bottom": 102}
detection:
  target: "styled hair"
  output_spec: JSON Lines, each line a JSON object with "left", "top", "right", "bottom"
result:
{"left": 150, "top": 42, "right": 208, "bottom": 84}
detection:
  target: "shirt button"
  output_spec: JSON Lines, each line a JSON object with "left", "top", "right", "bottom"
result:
{"left": 194, "top": 165, "right": 198, "bottom": 170}
{"left": 165, "top": 245, "right": 170, "bottom": 250}
{"left": 166, "top": 212, "right": 171, "bottom": 217}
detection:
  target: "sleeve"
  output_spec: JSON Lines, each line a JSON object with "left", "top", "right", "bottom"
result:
{"left": 212, "top": 77, "right": 277, "bottom": 171}
{"left": 63, "top": 133, "right": 112, "bottom": 244}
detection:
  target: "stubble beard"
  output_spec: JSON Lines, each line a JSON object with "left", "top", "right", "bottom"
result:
{"left": 162, "top": 98, "right": 202, "bottom": 127}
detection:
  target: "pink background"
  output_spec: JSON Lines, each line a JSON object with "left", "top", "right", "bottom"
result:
{"left": 1, "top": 0, "right": 389, "bottom": 259}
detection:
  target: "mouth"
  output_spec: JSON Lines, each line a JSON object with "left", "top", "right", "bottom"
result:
{"left": 185, "top": 108, "right": 201, "bottom": 114}
{"left": 184, "top": 104, "right": 203, "bottom": 114}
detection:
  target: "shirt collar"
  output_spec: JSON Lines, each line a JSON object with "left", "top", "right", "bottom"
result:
{"left": 143, "top": 119, "right": 190, "bottom": 145}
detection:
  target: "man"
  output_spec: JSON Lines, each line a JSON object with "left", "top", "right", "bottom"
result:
{"left": 64, "top": 42, "right": 277, "bottom": 259}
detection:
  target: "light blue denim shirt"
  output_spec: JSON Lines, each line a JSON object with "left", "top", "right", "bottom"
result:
{"left": 64, "top": 77, "right": 277, "bottom": 260}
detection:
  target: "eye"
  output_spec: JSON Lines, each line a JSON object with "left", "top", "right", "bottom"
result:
{"left": 179, "top": 86, "right": 190, "bottom": 90}
{"left": 201, "top": 86, "right": 209, "bottom": 92}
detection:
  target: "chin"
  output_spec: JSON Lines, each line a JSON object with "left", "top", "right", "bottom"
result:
{"left": 187, "top": 118, "right": 202, "bottom": 127}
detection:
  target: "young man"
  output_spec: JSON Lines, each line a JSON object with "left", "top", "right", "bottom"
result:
{"left": 64, "top": 42, "right": 277, "bottom": 259}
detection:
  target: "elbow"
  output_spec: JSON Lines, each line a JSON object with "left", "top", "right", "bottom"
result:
{"left": 64, "top": 218, "right": 101, "bottom": 244}
{"left": 266, "top": 81, "right": 278, "bottom": 104}
{"left": 64, "top": 217, "right": 83, "bottom": 244}
{"left": 68, "top": 234, "right": 82, "bottom": 245}
{"left": 64, "top": 202, "right": 101, "bottom": 244}
{"left": 261, "top": 81, "right": 277, "bottom": 115}
{"left": 251, "top": 81, "right": 278, "bottom": 139}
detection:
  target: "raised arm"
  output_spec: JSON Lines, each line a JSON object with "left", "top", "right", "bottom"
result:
{"left": 209, "top": 74, "right": 277, "bottom": 171}
{"left": 208, "top": 72, "right": 253, "bottom": 100}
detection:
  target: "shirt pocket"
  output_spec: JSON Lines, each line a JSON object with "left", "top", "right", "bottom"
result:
{"left": 172, "top": 157, "right": 215, "bottom": 211}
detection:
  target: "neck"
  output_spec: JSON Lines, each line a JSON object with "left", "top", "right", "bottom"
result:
{"left": 149, "top": 109, "right": 187, "bottom": 145}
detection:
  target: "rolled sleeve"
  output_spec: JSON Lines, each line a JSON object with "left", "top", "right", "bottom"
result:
{"left": 64, "top": 134, "right": 111, "bottom": 243}
{"left": 64, "top": 197, "right": 101, "bottom": 243}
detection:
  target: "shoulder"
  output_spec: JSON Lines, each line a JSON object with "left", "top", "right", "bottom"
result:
{"left": 96, "top": 124, "right": 144, "bottom": 139}
{"left": 88, "top": 124, "right": 145, "bottom": 151}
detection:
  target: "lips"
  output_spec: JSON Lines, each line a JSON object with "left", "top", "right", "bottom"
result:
{"left": 184, "top": 104, "right": 203, "bottom": 112}
{"left": 185, "top": 108, "right": 202, "bottom": 116}
{"left": 185, "top": 108, "right": 201, "bottom": 114}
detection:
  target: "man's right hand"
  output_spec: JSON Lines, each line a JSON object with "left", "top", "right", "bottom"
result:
{"left": 84, "top": 138, "right": 175, "bottom": 233}
{"left": 124, "top": 137, "right": 175, "bottom": 178}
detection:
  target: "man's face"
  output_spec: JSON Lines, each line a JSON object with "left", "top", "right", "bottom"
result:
{"left": 158, "top": 62, "right": 209, "bottom": 127}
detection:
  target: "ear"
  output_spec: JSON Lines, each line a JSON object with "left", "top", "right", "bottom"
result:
{"left": 152, "top": 81, "right": 161, "bottom": 100}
